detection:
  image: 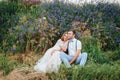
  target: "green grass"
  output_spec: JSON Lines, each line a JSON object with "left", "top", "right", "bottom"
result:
{"left": 47, "top": 62, "right": 120, "bottom": 80}
{"left": 0, "top": 54, "right": 17, "bottom": 75}
{"left": 0, "top": 52, "right": 120, "bottom": 80}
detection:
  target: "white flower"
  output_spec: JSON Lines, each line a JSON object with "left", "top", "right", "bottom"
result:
{"left": 43, "top": 17, "right": 46, "bottom": 20}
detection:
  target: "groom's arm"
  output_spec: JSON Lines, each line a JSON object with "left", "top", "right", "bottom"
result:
{"left": 69, "top": 49, "right": 81, "bottom": 64}
{"left": 69, "top": 40, "right": 82, "bottom": 64}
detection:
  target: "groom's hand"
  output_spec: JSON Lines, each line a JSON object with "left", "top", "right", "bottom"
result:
{"left": 69, "top": 49, "right": 81, "bottom": 64}
{"left": 69, "top": 62, "right": 72, "bottom": 65}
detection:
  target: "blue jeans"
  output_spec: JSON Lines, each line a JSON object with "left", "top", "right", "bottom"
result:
{"left": 60, "top": 52, "right": 88, "bottom": 68}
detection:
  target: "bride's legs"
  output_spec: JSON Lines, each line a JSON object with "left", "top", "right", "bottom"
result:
{"left": 45, "top": 52, "right": 61, "bottom": 72}
{"left": 46, "top": 53, "right": 56, "bottom": 69}
{"left": 37, "top": 48, "right": 54, "bottom": 63}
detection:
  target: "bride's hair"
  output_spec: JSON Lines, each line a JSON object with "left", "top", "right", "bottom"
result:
{"left": 61, "top": 31, "right": 68, "bottom": 41}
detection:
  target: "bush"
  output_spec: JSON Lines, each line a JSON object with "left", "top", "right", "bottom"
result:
{"left": 81, "top": 37, "right": 109, "bottom": 63}
{"left": 0, "top": 1, "right": 62, "bottom": 54}
{"left": 0, "top": 1, "right": 25, "bottom": 53}
{"left": 106, "top": 45, "right": 120, "bottom": 61}
{"left": 0, "top": 54, "right": 17, "bottom": 75}
{"left": 0, "top": 1, "right": 120, "bottom": 59}
{"left": 7, "top": 16, "right": 60, "bottom": 53}
{"left": 40, "top": 1, "right": 120, "bottom": 50}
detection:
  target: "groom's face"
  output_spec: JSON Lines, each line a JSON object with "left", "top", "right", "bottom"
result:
{"left": 68, "top": 31, "right": 75, "bottom": 40}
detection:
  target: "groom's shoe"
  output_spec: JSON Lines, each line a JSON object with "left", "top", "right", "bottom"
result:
{"left": 73, "top": 65, "right": 78, "bottom": 69}
{"left": 66, "top": 64, "right": 72, "bottom": 68}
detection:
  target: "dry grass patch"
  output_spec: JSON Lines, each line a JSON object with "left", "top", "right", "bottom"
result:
{"left": 6, "top": 67, "right": 49, "bottom": 80}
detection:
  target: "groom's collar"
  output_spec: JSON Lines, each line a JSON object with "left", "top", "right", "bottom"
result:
{"left": 69, "top": 38, "right": 76, "bottom": 42}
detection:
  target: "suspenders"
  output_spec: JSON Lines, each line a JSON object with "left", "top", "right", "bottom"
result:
{"left": 76, "top": 40, "right": 78, "bottom": 51}
{"left": 66, "top": 39, "right": 78, "bottom": 54}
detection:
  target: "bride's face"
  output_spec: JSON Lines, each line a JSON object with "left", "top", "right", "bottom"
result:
{"left": 63, "top": 34, "right": 68, "bottom": 41}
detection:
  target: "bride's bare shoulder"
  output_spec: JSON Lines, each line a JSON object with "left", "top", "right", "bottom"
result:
{"left": 57, "top": 39, "right": 64, "bottom": 43}
{"left": 58, "top": 39, "right": 62, "bottom": 41}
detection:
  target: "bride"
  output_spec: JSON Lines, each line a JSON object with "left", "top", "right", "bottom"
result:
{"left": 34, "top": 32, "right": 68, "bottom": 73}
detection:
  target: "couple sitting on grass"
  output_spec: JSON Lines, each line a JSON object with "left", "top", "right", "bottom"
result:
{"left": 34, "top": 30, "right": 88, "bottom": 73}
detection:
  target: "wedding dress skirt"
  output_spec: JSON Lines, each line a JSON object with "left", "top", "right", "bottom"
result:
{"left": 34, "top": 49, "right": 61, "bottom": 73}
{"left": 34, "top": 39, "right": 67, "bottom": 73}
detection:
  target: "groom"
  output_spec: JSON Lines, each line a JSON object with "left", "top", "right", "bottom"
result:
{"left": 60, "top": 30, "right": 87, "bottom": 68}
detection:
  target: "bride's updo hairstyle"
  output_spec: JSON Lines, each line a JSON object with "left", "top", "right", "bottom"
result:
{"left": 61, "top": 31, "right": 68, "bottom": 41}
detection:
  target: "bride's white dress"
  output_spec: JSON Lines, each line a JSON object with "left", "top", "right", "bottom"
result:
{"left": 34, "top": 39, "right": 67, "bottom": 73}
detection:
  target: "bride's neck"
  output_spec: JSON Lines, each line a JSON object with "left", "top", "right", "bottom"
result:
{"left": 63, "top": 40, "right": 67, "bottom": 42}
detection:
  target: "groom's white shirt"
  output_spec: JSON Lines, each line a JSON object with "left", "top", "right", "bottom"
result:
{"left": 68, "top": 38, "right": 82, "bottom": 56}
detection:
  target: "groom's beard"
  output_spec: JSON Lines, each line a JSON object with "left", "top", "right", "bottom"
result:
{"left": 68, "top": 37, "right": 73, "bottom": 40}
{"left": 68, "top": 36, "right": 74, "bottom": 40}
{"left": 68, "top": 37, "right": 71, "bottom": 40}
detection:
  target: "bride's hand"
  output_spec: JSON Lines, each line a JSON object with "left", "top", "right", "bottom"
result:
{"left": 51, "top": 50, "right": 61, "bottom": 55}
{"left": 51, "top": 52, "right": 54, "bottom": 55}
{"left": 51, "top": 50, "right": 55, "bottom": 54}
{"left": 51, "top": 50, "right": 56, "bottom": 55}
{"left": 60, "top": 46, "right": 66, "bottom": 51}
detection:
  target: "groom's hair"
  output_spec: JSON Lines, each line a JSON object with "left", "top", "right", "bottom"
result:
{"left": 68, "top": 29, "right": 76, "bottom": 35}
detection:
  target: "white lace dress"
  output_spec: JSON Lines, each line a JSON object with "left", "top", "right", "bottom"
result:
{"left": 34, "top": 39, "right": 68, "bottom": 73}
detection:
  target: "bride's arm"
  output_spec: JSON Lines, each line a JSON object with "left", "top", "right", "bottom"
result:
{"left": 60, "top": 41, "right": 68, "bottom": 52}
{"left": 53, "top": 39, "right": 61, "bottom": 47}
{"left": 51, "top": 39, "right": 68, "bottom": 55}
{"left": 51, "top": 39, "right": 63, "bottom": 55}
{"left": 51, "top": 49, "right": 63, "bottom": 55}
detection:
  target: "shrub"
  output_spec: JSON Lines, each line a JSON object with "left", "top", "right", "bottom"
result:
{"left": 6, "top": 16, "right": 59, "bottom": 54}
{"left": 0, "top": 54, "right": 17, "bottom": 75}
{"left": 106, "top": 45, "right": 120, "bottom": 61}
{"left": 0, "top": 1, "right": 26, "bottom": 53}
{"left": 0, "top": 1, "right": 120, "bottom": 58}
{"left": 41, "top": 1, "right": 120, "bottom": 50}
{"left": 81, "top": 37, "right": 109, "bottom": 63}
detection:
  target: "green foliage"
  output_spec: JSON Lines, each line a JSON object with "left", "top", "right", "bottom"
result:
{"left": 81, "top": 37, "right": 109, "bottom": 63}
{"left": 47, "top": 63, "right": 120, "bottom": 80}
{"left": 0, "top": 1, "right": 26, "bottom": 53}
{"left": 41, "top": 1, "right": 120, "bottom": 50}
{"left": 0, "top": 1, "right": 61, "bottom": 54}
{"left": 0, "top": 1, "right": 120, "bottom": 54}
{"left": 106, "top": 45, "right": 120, "bottom": 61}
{"left": 0, "top": 54, "right": 17, "bottom": 75}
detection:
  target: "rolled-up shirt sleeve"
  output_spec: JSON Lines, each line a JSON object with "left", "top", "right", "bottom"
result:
{"left": 77, "top": 40, "right": 82, "bottom": 50}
